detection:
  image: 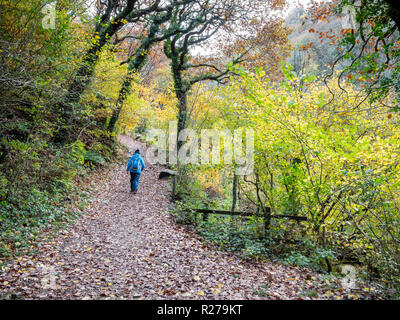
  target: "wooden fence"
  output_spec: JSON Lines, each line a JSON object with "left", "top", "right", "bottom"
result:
{"left": 158, "top": 170, "right": 307, "bottom": 233}
{"left": 185, "top": 208, "right": 307, "bottom": 234}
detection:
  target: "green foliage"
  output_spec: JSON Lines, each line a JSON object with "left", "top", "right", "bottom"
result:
{"left": 197, "top": 219, "right": 272, "bottom": 260}
{"left": 135, "top": 118, "right": 150, "bottom": 135}
{"left": 0, "top": 187, "right": 81, "bottom": 258}
{"left": 283, "top": 241, "right": 337, "bottom": 272}
{"left": 283, "top": 252, "right": 313, "bottom": 269}
{"left": 0, "top": 131, "right": 116, "bottom": 260}
{"left": 160, "top": 61, "right": 400, "bottom": 291}
{"left": 299, "top": 289, "right": 318, "bottom": 298}
{"left": 333, "top": 0, "right": 400, "bottom": 102}
{"left": 0, "top": 0, "right": 129, "bottom": 261}
{"left": 84, "top": 150, "right": 105, "bottom": 166}
{"left": 173, "top": 198, "right": 273, "bottom": 260}
{"left": 1, "top": 0, "right": 399, "bottom": 298}
{"left": 253, "top": 283, "right": 269, "bottom": 297}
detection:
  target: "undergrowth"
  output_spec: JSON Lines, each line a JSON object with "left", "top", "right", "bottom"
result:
{"left": 0, "top": 132, "right": 124, "bottom": 266}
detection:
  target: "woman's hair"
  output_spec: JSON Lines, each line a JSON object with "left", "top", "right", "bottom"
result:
{"left": 135, "top": 149, "right": 140, "bottom": 154}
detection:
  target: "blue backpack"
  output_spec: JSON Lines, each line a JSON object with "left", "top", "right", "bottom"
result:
{"left": 130, "top": 156, "right": 140, "bottom": 171}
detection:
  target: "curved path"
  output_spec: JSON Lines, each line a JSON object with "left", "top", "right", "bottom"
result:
{"left": 0, "top": 135, "right": 347, "bottom": 300}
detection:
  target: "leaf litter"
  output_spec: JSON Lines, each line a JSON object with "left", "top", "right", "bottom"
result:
{"left": 0, "top": 136, "right": 382, "bottom": 300}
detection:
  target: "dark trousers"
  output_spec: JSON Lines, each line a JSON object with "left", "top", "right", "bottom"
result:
{"left": 130, "top": 172, "right": 141, "bottom": 191}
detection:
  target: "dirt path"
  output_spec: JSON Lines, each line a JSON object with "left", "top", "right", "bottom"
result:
{"left": 0, "top": 135, "right": 350, "bottom": 300}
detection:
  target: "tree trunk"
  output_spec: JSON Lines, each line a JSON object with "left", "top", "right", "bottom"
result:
{"left": 231, "top": 174, "right": 238, "bottom": 212}
{"left": 107, "top": 50, "right": 151, "bottom": 133}
{"left": 52, "top": 1, "right": 137, "bottom": 144}
{"left": 52, "top": 42, "right": 103, "bottom": 144}
{"left": 107, "top": 75, "right": 134, "bottom": 133}
{"left": 167, "top": 44, "right": 189, "bottom": 150}
{"left": 107, "top": 48, "right": 153, "bottom": 133}
{"left": 263, "top": 206, "right": 271, "bottom": 233}
{"left": 176, "top": 90, "right": 188, "bottom": 140}
{"left": 107, "top": 17, "right": 168, "bottom": 133}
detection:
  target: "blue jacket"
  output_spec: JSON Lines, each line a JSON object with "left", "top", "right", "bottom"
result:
{"left": 127, "top": 153, "right": 145, "bottom": 173}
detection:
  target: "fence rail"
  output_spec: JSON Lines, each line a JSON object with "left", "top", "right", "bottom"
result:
{"left": 158, "top": 170, "right": 307, "bottom": 234}
{"left": 192, "top": 208, "right": 307, "bottom": 221}
{"left": 184, "top": 208, "right": 307, "bottom": 234}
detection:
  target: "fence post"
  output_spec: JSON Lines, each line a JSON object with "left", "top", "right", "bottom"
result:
{"left": 264, "top": 207, "right": 271, "bottom": 235}
{"left": 203, "top": 200, "right": 210, "bottom": 222}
